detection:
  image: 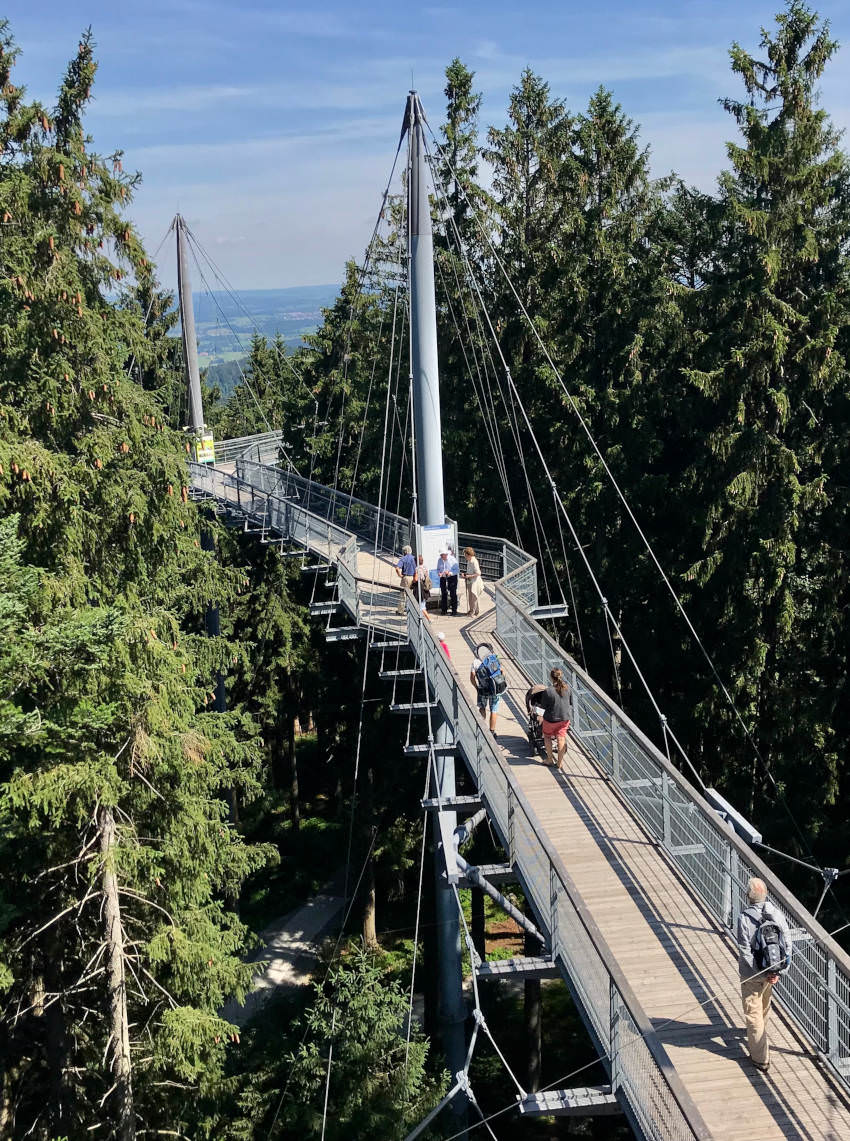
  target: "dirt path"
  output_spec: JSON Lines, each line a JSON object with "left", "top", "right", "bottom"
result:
{"left": 222, "top": 872, "right": 346, "bottom": 1027}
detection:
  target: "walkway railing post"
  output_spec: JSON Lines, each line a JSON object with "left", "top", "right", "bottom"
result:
{"left": 828, "top": 960, "right": 839, "bottom": 1059}
{"left": 720, "top": 842, "right": 743, "bottom": 932}
{"left": 549, "top": 865, "right": 559, "bottom": 959}
{"left": 662, "top": 771, "right": 672, "bottom": 849}
{"left": 609, "top": 982, "right": 620, "bottom": 1093}
{"left": 508, "top": 785, "right": 516, "bottom": 866}
{"left": 611, "top": 712, "right": 620, "bottom": 784}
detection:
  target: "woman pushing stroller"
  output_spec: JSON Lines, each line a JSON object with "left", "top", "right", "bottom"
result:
{"left": 535, "top": 668, "right": 571, "bottom": 771}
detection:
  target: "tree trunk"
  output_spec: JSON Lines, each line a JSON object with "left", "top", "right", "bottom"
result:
{"left": 524, "top": 908, "right": 542, "bottom": 1093}
{"left": 289, "top": 710, "right": 300, "bottom": 832}
{"left": 100, "top": 806, "right": 135, "bottom": 1141}
{"left": 44, "top": 946, "right": 67, "bottom": 1134}
{"left": 361, "top": 760, "right": 378, "bottom": 948}
{"left": 362, "top": 853, "right": 379, "bottom": 950}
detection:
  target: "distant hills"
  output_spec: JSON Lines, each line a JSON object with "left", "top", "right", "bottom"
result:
{"left": 185, "top": 284, "right": 340, "bottom": 364}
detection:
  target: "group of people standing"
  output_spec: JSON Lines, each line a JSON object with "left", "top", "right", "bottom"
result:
{"left": 394, "top": 544, "right": 484, "bottom": 618}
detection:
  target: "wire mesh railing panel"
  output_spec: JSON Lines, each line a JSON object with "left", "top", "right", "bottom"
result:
{"left": 502, "top": 565, "right": 538, "bottom": 609}
{"left": 776, "top": 931, "right": 830, "bottom": 1051}
{"left": 573, "top": 683, "right": 615, "bottom": 771}
{"left": 833, "top": 969, "right": 850, "bottom": 1064}
{"left": 615, "top": 732, "right": 665, "bottom": 839}
{"left": 612, "top": 996, "right": 697, "bottom": 1141}
{"left": 457, "top": 533, "right": 505, "bottom": 581}
{"left": 553, "top": 885, "right": 611, "bottom": 1046}
{"left": 216, "top": 430, "right": 283, "bottom": 464}
{"left": 512, "top": 809, "right": 550, "bottom": 922}
{"left": 336, "top": 538, "right": 360, "bottom": 622}
{"left": 238, "top": 461, "right": 410, "bottom": 555}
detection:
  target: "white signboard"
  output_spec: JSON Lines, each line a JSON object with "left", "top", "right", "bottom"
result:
{"left": 416, "top": 522, "right": 457, "bottom": 588}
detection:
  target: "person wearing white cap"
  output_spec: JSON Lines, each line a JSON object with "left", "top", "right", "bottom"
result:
{"left": 437, "top": 631, "right": 451, "bottom": 659}
{"left": 436, "top": 549, "right": 459, "bottom": 616}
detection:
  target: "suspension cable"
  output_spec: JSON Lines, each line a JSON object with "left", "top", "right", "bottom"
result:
{"left": 423, "top": 122, "right": 840, "bottom": 882}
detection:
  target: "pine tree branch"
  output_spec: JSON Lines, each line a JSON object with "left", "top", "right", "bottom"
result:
{"left": 136, "top": 966, "right": 178, "bottom": 1010}
{"left": 35, "top": 849, "right": 97, "bottom": 881}
{"left": 116, "top": 888, "right": 176, "bottom": 926}
{"left": 14, "top": 902, "right": 76, "bottom": 951}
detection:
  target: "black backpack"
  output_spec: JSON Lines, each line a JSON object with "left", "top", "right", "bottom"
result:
{"left": 752, "top": 905, "right": 791, "bottom": 974}
{"left": 476, "top": 652, "right": 506, "bottom": 696}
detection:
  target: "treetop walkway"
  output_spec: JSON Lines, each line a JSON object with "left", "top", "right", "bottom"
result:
{"left": 191, "top": 446, "right": 850, "bottom": 1141}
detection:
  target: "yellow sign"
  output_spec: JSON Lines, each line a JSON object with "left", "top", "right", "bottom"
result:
{"left": 193, "top": 433, "right": 216, "bottom": 464}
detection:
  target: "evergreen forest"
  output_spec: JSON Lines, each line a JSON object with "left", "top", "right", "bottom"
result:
{"left": 2, "top": 3, "right": 850, "bottom": 1138}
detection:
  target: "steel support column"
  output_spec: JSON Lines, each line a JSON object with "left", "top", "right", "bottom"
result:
{"left": 432, "top": 715, "right": 467, "bottom": 1131}
{"left": 402, "top": 89, "right": 464, "bottom": 1129}
{"left": 175, "top": 214, "right": 205, "bottom": 435}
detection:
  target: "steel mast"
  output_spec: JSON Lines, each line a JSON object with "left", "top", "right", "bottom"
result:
{"left": 401, "top": 91, "right": 466, "bottom": 1130}
{"left": 174, "top": 214, "right": 215, "bottom": 462}
{"left": 404, "top": 92, "right": 446, "bottom": 526}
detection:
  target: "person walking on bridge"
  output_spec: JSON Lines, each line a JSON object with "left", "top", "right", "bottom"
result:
{"left": 394, "top": 544, "right": 416, "bottom": 615}
{"left": 736, "top": 877, "right": 791, "bottom": 1073}
{"left": 536, "top": 668, "right": 571, "bottom": 771}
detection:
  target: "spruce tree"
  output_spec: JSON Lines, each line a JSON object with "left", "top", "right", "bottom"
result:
{"left": 0, "top": 26, "right": 272, "bottom": 1137}
{"left": 681, "top": 1, "right": 850, "bottom": 830}
{"left": 208, "top": 948, "right": 446, "bottom": 1140}
{"left": 542, "top": 88, "right": 681, "bottom": 684}
{"left": 438, "top": 58, "right": 485, "bottom": 247}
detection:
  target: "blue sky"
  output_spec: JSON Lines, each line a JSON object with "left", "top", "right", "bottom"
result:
{"left": 7, "top": 0, "right": 850, "bottom": 289}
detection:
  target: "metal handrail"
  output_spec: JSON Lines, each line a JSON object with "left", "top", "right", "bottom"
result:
{"left": 215, "top": 429, "right": 283, "bottom": 464}
{"left": 237, "top": 460, "right": 410, "bottom": 556}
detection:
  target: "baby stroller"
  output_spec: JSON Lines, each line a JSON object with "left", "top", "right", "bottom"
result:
{"left": 525, "top": 685, "right": 547, "bottom": 756}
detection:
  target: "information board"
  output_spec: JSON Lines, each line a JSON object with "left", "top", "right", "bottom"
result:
{"left": 193, "top": 433, "right": 216, "bottom": 465}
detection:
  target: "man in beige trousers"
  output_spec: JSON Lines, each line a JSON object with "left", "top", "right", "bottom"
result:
{"left": 736, "top": 877, "right": 790, "bottom": 1073}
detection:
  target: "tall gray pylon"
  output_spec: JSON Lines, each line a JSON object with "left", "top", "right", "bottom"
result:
{"left": 400, "top": 92, "right": 466, "bottom": 1136}
{"left": 174, "top": 214, "right": 205, "bottom": 434}
{"left": 401, "top": 92, "right": 445, "bottom": 528}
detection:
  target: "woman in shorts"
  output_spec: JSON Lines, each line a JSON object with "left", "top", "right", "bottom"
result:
{"left": 537, "top": 668, "right": 571, "bottom": 770}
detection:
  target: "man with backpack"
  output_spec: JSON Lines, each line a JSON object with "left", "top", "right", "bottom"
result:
{"left": 470, "top": 642, "right": 507, "bottom": 737}
{"left": 736, "top": 877, "right": 791, "bottom": 1073}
